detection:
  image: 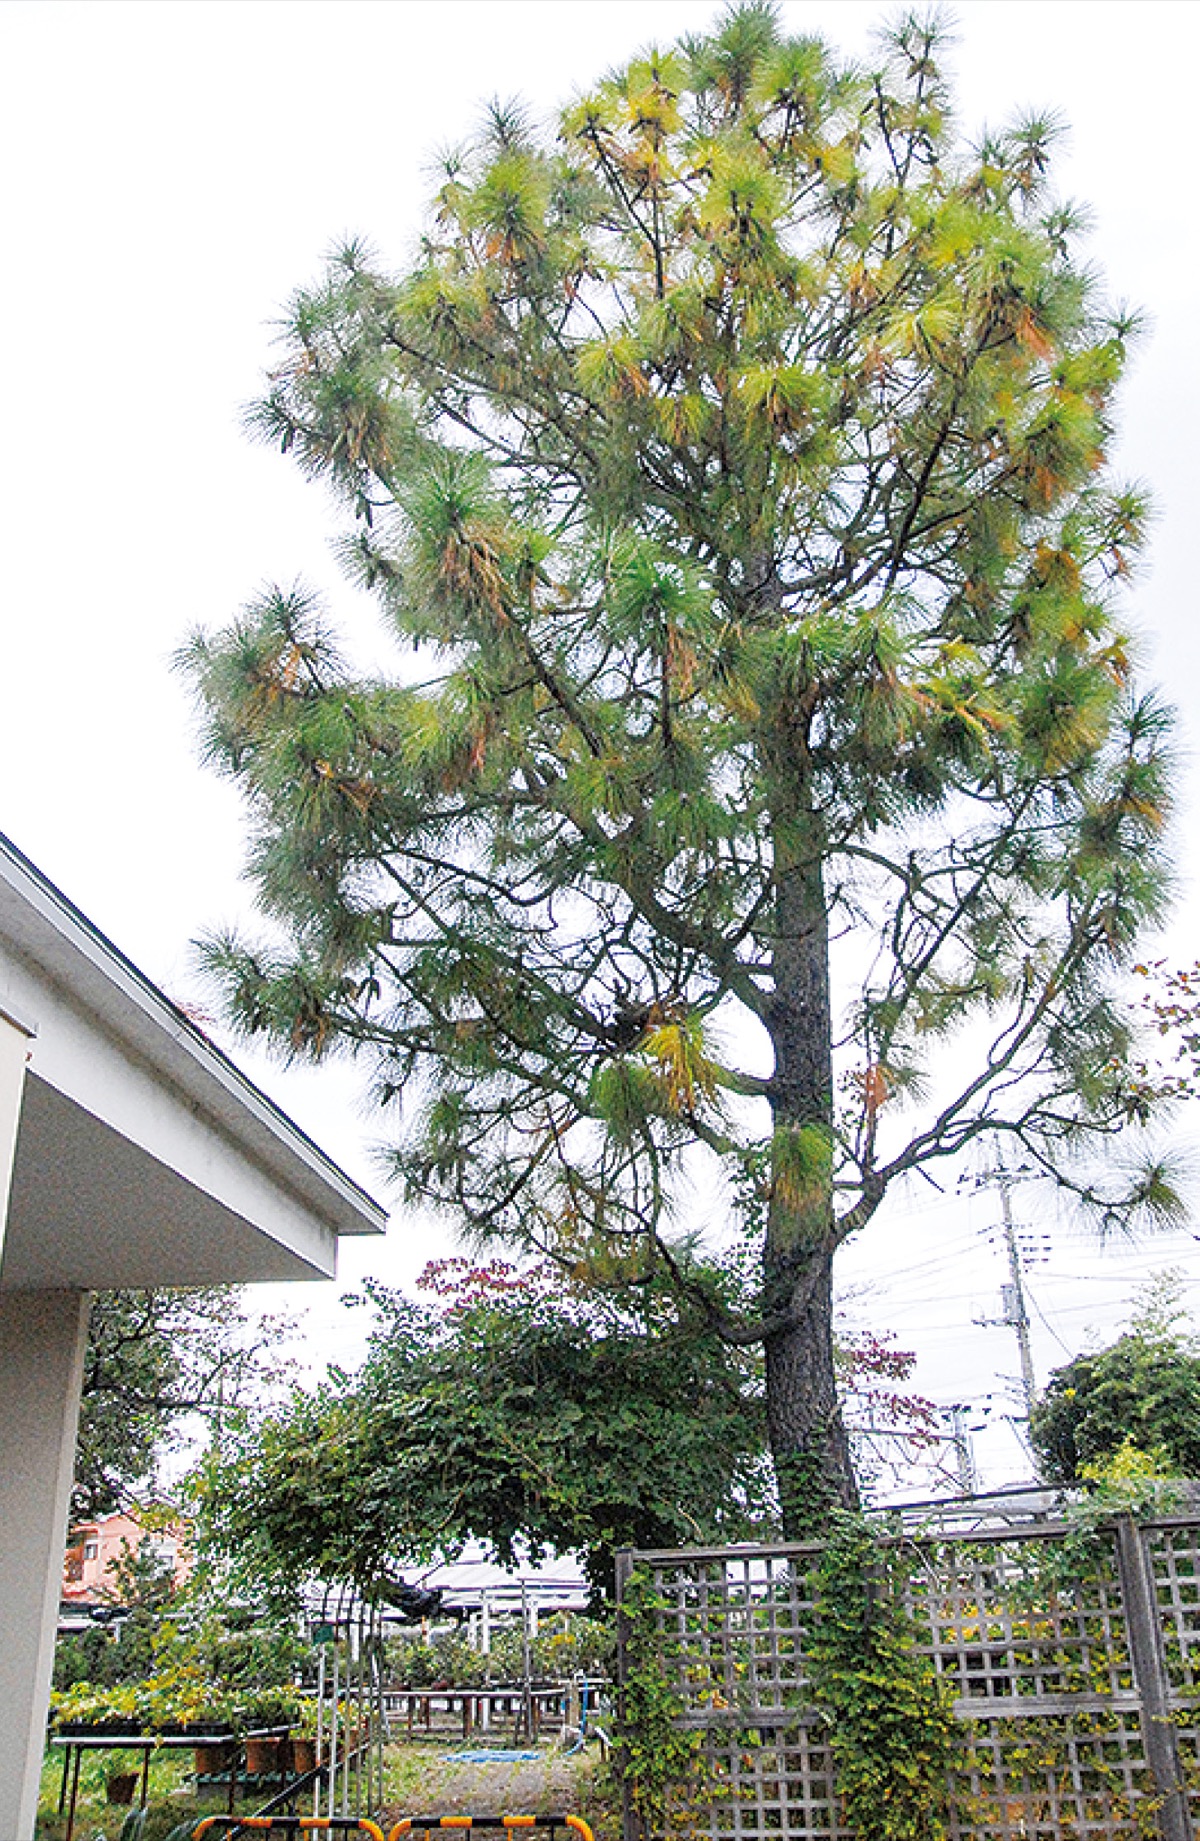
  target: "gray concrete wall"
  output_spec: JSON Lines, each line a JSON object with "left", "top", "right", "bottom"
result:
{"left": 0, "top": 1288, "right": 91, "bottom": 1840}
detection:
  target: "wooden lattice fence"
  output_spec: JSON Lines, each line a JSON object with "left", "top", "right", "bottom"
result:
{"left": 616, "top": 1512, "right": 1200, "bottom": 1841}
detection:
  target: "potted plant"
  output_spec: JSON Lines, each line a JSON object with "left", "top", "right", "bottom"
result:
{"left": 238, "top": 1688, "right": 301, "bottom": 1774}
{"left": 284, "top": 1701, "right": 322, "bottom": 1773}
{"left": 182, "top": 1712, "right": 239, "bottom": 1768}
{"left": 52, "top": 1681, "right": 145, "bottom": 1736}
{"left": 105, "top": 1765, "right": 140, "bottom": 1806}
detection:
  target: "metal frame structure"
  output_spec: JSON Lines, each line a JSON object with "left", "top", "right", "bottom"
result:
{"left": 307, "top": 1588, "right": 389, "bottom": 1821}
{"left": 193, "top": 1819, "right": 386, "bottom": 1839}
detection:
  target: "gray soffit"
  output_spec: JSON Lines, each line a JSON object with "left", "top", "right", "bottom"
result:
{"left": 0, "top": 829, "right": 387, "bottom": 1264}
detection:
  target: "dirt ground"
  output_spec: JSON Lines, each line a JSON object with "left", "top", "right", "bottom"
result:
{"left": 380, "top": 1739, "right": 613, "bottom": 1836}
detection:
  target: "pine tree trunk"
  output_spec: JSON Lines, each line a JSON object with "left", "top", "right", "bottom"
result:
{"left": 765, "top": 760, "right": 859, "bottom": 1536}
{"left": 764, "top": 1247, "right": 858, "bottom": 1535}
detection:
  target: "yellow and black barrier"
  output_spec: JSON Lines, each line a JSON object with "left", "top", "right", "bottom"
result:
{"left": 192, "top": 1819, "right": 387, "bottom": 1840}
{"left": 388, "top": 1818, "right": 594, "bottom": 1841}
{"left": 192, "top": 1809, "right": 593, "bottom": 1841}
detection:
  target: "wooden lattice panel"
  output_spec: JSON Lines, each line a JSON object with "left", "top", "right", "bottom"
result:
{"left": 1145, "top": 1523, "right": 1200, "bottom": 1693}
{"left": 945, "top": 1712, "right": 1151, "bottom": 1840}
{"left": 1174, "top": 1720, "right": 1200, "bottom": 1818}
{"left": 644, "top": 1550, "right": 815, "bottom": 1718}
{"left": 621, "top": 1517, "right": 1200, "bottom": 1841}
{"left": 905, "top": 1530, "right": 1135, "bottom": 1707}
{"left": 702, "top": 1725, "right": 850, "bottom": 1841}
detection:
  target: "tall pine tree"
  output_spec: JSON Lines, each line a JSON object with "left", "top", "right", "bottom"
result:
{"left": 184, "top": 6, "right": 1176, "bottom": 1531}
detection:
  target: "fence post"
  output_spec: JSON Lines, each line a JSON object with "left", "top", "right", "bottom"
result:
{"left": 614, "top": 1548, "right": 643, "bottom": 1841}
{"left": 1114, "top": 1513, "right": 1193, "bottom": 1841}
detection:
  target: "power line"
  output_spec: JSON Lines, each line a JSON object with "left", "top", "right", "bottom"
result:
{"left": 1025, "top": 1286, "right": 1075, "bottom": 1359}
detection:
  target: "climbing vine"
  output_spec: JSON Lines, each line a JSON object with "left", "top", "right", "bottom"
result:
{"left": 805, "top": 1515, "right": 957, "bottom": 1841}
{"left": 617, "top": 1527, "right": 957, "bottom": 1841}
{"left": 614, "top": 1568, "right": 717, "bottom": 1841}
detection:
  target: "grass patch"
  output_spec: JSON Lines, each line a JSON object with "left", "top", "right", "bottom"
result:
{"left": 36, "top": 1738, "right": 615, "bottom": 1841}
{"left": 37, "top": 1743, "right": 205, "bottom": 1840}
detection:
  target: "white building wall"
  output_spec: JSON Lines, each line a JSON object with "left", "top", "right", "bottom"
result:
{"left": 0, "top": 1288, "right": 91, "bottom": 1840}
{"left": 0, "top": 838, "right": 384, "bottom": 1835}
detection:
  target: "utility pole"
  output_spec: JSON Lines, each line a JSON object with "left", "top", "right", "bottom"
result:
{"left": 948, "top": 1404, "right": 978, "bottom": 1496}
{"left": 998, "top": 1170, "right": 1038, "bottom": 1420}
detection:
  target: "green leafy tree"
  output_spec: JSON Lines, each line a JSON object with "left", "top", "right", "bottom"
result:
{"left": 1031, "top": 1272, "right": 1200, "bottom": 1484}
{"left": 53, "top": 1540, "right": 179, "bottom": 1693}
{"left": 183, "top": 5, "right": 1176, "bottom": 1530}
{"left": 76, "top": 1288, "right": 294, "bottom": 1515}
{"left": 195, "top": 1261, "right": 771, "bottom": 1596}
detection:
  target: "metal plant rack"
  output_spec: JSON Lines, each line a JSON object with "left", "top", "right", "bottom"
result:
{"left": 308, "top": 1585, "right": 389, "bottom": 1822}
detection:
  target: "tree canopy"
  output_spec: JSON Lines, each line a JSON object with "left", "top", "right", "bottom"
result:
{"left": 196, "top": 1261, "right": 770, "bottom": 1595}
{"left": 77, "top": 1288, "right": 293, "bottom": 1516}
{"left": 184, "top": 3, "right": 1176, "bottom": 1529}
{"left": 1030, "top": 1275, "right": 1200, "bottom": 1486}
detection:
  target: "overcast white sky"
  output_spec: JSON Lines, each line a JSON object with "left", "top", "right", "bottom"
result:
{"left": 4, "top": 1, "right": 1200, "bottom": 1491}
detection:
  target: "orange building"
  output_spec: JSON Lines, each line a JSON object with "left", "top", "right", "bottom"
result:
{"left": 62, "top": 1510, "right": 189, "bottom": 1604}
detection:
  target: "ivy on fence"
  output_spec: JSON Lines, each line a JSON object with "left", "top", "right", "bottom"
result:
{"left": 614, "top": 1567, "right": 718, "bottom": 1841}
{"left": 806, "top": 1514, "right": 957, "bottom": 1841}
{"left": 616, "top": 1519, "right": 957, "bottom": 1841}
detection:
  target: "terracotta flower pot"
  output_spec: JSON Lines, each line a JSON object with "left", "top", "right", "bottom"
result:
{"left": 106, "top": 1771, "right": 139, "bottom": 1805}
{"left": 194, "top": 1741, "right": 235, "bottom": 1773}
{"left": 245, "top": 1734, "right": 281, "bottom": 1773}
{"left": 288, "top": 1735, "right": 317, "bottom": 1772}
